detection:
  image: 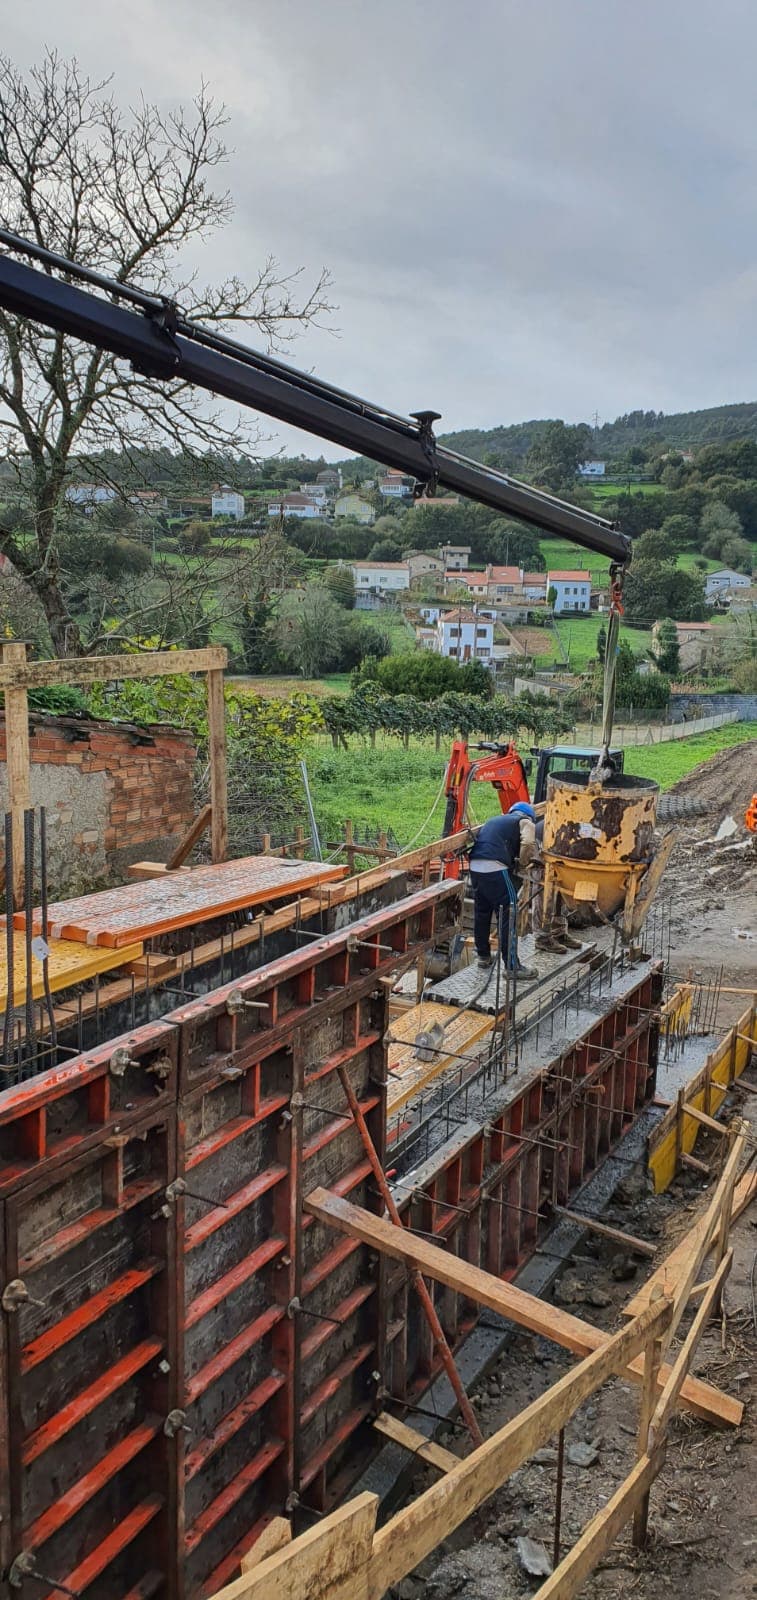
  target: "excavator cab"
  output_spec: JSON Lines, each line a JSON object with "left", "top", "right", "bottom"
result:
{"left": 531, "top": 745, "right": 625, "bottom": 804}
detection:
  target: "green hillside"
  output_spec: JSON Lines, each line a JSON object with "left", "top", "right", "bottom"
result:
{"left": 439, "top": 400, "right": 757, "bottom": 470}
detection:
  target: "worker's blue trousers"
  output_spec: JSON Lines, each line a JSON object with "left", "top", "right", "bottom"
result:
{"left": 470, "top": 868, "right": 519, "bottom": 966}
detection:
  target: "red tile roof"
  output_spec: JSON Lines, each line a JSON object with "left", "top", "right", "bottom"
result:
{"left": 547, "top": 570, "right": 591, "bottom": 582}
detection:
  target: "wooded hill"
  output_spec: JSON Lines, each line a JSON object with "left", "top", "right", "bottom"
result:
{"left": 440, "top": 400, "right": 757, "bottom": 470}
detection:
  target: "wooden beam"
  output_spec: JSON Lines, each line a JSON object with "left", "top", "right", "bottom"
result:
{"left": 372, "top": 1412, "right": 458, "bottom": 1475}
{"left": 207, "top": 665, "right": 228, "bottom": 863}
{"left": 681, "top": 1102, "right": 727, "bottom": 1138}
{"left": 240, "top": 1519, "right": 292, "bottom": 1574}
{"left": 0, "top": 645, "right": 227, "bottom": 690}
{"left": 305, "top": 1189, "right": 742, "bottom": 1429}
{"left": 533, "top": 1452, "right": 661, "bottom": 1600}
{"left": 210, "top": 1492, "right": 378, "bottom": 1600}
{"left": 555, "top": 1207, "right": 656, "bottom": 1259}
{"left": 681, "top": 1151, "right": 711, "bottom": 1176}
{"left": 2, "top": 642, "right": 32, "bottom": 910}
{"left": 649, "top": 1249, "right": 733, "bottom": 1443}
{"left": 365, "top": 1301, "right": 671, "bottom": 1600}
{"left": 625, "top": 1163, "right": 757, "bottom": 1321}
{"left": 167, "top": 801, "right": 213, "bottom": 869}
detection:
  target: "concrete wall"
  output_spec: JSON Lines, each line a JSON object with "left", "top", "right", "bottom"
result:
{"left": 0, "top": 712, "right": 196, "bottom": 896}
{"left": 669, "top": 691, "right": 757, "bottom": 722}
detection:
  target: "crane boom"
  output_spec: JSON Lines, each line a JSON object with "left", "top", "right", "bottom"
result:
{"left": 0, "top": 232, "right": 630, "bottom": 565}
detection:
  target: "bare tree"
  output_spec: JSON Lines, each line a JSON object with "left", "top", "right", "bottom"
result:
{"left": 0, "top": 52, "right": 333, "bottom": 655}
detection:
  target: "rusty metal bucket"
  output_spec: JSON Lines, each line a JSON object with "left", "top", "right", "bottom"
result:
{"left": 542, "top": 772, "right": 659, "bottom": 932}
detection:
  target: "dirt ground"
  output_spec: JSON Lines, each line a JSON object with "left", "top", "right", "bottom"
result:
{"left": 662, "top": 741, "right": 756, "bottom": 1017}
{"left": 391, "top": 742, "right": 757, "bottom": 1600}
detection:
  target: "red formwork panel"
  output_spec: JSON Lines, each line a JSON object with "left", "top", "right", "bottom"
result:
{"left": 0, "top": 1021, "right": 179, "bottom": 1199}
{"left": 172, "top": 885, "right": 462, "bottom": 1595}
{"left": 383, "top": 969, "right": 662, "bottom": 1401}
{"left": 3, "top": 1106, "right": 179, "bottom": 1600}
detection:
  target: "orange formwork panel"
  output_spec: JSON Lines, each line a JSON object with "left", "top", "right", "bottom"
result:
{"left": 10, "top": 855, "right": 347, "bottom": 949}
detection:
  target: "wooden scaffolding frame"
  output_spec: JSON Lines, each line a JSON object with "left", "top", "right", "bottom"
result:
{"left": 0, "top": 641, "right": 228, "bottom": 905}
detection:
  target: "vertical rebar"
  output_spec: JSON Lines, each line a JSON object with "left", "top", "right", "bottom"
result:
{"left": 23, "top": 807, "right": 37, "bottom": 1070}
{"left": 38, "top": 807, "right": 57, "bottom": 1054}
{"left": 2, "top": 813, "right": 15, "bottom": 1065}
{"left": 553, "top": 1427, "right": 565, "bottom": 1568}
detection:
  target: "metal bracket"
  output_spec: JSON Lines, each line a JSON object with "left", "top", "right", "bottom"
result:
{"left": 109, "top": 1045, "right": 139, "bottom": 1077}
{"left": 2, "top": 1279, "right": 44, "bottom": 1314}
{"left": 226, "top": 988, "right": 269, "bottom": 1017}
{"left": 8, "top": 1552, "right": 78, "bottom": 1595}
{"left": 410, "top": 410, "right": 441, "bottom": 496}
{"left": 163, "top": 1408, "right": 190, "bottom": 1437}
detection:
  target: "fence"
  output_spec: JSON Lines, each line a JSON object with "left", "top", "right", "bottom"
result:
{"left": 210, "top": 1119, "right": 749, "bottom": 1600}
{"left": 569, "top": 709, "right": 740, "bottom": 747}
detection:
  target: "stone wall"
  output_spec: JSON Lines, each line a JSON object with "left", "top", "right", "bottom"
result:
{"left": 0, "top": 713, "right": 196, "bottom": 896}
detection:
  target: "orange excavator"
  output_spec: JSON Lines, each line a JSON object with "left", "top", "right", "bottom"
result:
{"left": 441, "top": 738, "right": 626, "bottom": 877}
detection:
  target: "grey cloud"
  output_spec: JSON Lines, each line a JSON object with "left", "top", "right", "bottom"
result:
{"left": 5, "top": 0, "right": 757, "bottom": 455}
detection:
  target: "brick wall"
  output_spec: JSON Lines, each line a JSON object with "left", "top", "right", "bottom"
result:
{"left": 0, "top": 713, "right": 196, "bottom": 896}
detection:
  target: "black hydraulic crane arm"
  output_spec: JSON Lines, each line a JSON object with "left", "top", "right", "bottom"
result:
{"left": 0, "top": 232, "right": 630, "bottom": 565}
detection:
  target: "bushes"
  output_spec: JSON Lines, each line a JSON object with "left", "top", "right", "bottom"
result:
{"left": 356, "top": 651, "right": 492, "bottom": 700}
{"left": 320, "top": 684, "right": 572, "bottom": 750}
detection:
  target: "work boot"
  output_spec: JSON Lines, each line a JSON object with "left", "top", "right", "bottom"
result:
{"left": 559, "top": 932, "right": 584, "bottom": 951}
{"left": 476, "top": 955, "right": 494, "bottom": 970}
{"left": 514, "top": 961, "right": 539, "bottom": 980}
{"left": 535, "top": 934, "right": 567, "bottom": 954}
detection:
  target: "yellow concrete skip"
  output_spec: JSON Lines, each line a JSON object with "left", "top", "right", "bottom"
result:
{"left": 386, "top": 1002, "right": 493, "bottom": 1114}
{"left": 0, "top": 930, "right": 144, "bottom": 1009}
{"left": 648, "top": 1001, "right": 757, "bottom": 1193}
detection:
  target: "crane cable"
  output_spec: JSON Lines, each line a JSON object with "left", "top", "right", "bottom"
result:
{"left": 591, "top": 563, "right": 626, "bottom": 783}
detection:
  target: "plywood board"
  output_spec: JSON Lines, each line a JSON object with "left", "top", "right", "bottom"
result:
{"left": 0, "top": 931, "right": 143, "bottom": 1006}
{"left": 386, "top": 1002, "right": 493, "bottom": 1113}
{"left": 9, "top": 855, "right": 346, "bottom": 948}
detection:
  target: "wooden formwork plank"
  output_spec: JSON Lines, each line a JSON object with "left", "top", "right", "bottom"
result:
{"left": 386, "top": 1003, "right": 493, "bottom": 1114}
{"left": 305, "top": 1190, "right": 742, "bottom": 1428}
{"left": 366, "top": 1301, "right": 671, "bottom": 1599}
{"left": 209, "top": 1492, "right": 378, "bottom": 1600}
{"left": 372, "top": 1412, "right": 458, "bottom": 1474}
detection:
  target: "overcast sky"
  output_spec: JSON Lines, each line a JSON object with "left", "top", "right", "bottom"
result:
{"left": 5, "top": 0, "right": 757, "bottom": 457}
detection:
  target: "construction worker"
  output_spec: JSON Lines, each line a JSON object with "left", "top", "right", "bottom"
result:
{"left": 468, "top": 802, "right": 538, "bottom": 976}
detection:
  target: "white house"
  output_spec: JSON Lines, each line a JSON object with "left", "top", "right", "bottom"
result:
{"left": 211, "top": 487, "right": 245, "bottom": 519}
{"left": 350, "top": 560, "right": 410, "bottom": 599}
{"left": 378, "top": 469, "right": 414, "bottom": 499}
{"left": 335, "top": 492, "right": 375, "bottom": 524}
{"left": 523, "top": 572, "right": 548, "bottom": 600}
{"left": 435, "top": 610, "right": 494, "bottom": 663}
{"left": 299, "top": 482, "right": 329, "bottom": 506}
{"left": 439, "top": 543, "right": 471, "bottom": 571}
{"left": 577, "top": 461, "right": 606, "bottom": 478}
{"left": 65, "top": 483, "right": 117, "bottom": 507}
{"left": 548, "top": 570, "right": 592, "bottom": 613}
{"left": 268, "top": 493, "right": 320, "bottom": 520}
{"left": 704, "top": 568, "right": 752, "bottom": 600}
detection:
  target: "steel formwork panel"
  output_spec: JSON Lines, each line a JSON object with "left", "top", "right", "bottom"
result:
{"left": 0, "top": 881, "right": 462, "bottom": 1600}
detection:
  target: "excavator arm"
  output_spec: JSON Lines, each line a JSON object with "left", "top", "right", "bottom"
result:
{"left": 442, "top": 740, "right": 531, "bottom": 877}
{"left": 0, "top": 230, "right": 632, "bottom": 567}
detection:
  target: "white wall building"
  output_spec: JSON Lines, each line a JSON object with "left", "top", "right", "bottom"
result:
{"left": 211, "top": 488, "right": 245, "bottom": 519}
{"left": 435, "top": 610, "right": 494, "bottom": 663}
{"left": 378, "top": 470, "right": 413, "bottom": 498}
{"left": 350, "top": 561, "right": 410, "bottom": 596}
{"left": 299, "top": 483, "right": 329, "bottom": 506}
{"left": 548, "top": 570, "right": 591, "bottom": 613}
{"left": 704, "top": 568, "right": 752, "bottom": 600}
{"left": 65, "top": 483, "right": 117, "bottom": 506}
{"left": 577, "top": 460, "right": 606, "bottom": 478}
{"left": 267, "top": 493, "right": 320, "bottom": 520}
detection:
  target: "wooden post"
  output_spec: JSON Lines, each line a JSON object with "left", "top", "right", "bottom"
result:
{"left": 632, "top": 1291, "right": 663, "bottom": 1548}
{"left": 206, "top": 664, "right": 228, "bottom": 863}
{"left": 2, "top": 642, "right": 32, "bottom": 910}
{"left": 294, "top": 825, "right": 305, "bottom": 860}
{"left": 377, "top": 829, "right": 389, "bottom": 864}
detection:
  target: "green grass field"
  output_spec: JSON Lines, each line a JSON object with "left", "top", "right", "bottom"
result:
{"left": 306, "top": 721, "right": 757, "bottom": 851}
{"left": 530, "top": 612, "right": 654, "bottom": 671}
